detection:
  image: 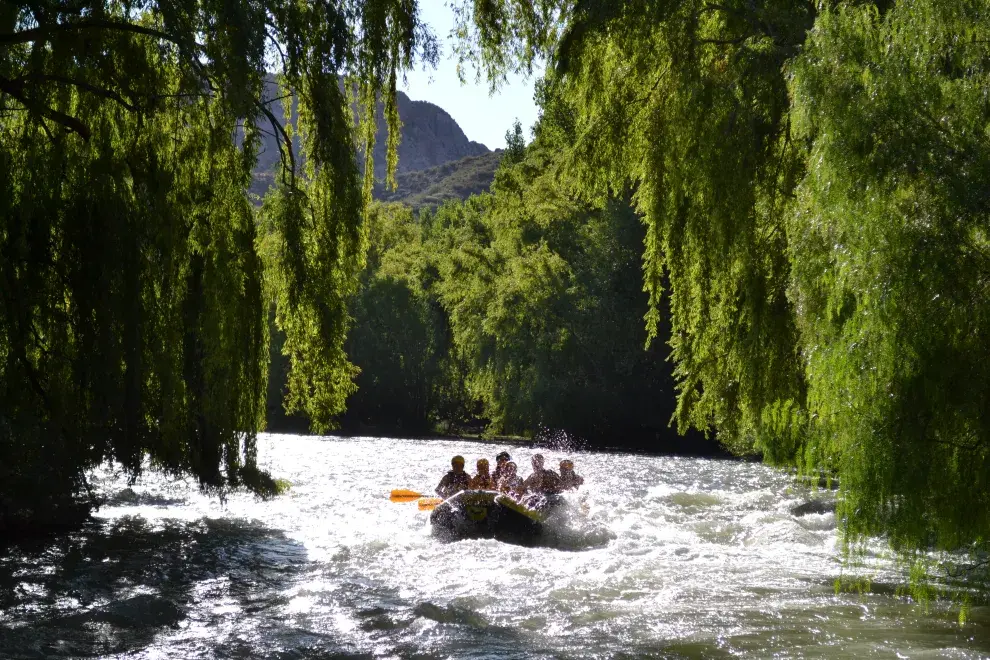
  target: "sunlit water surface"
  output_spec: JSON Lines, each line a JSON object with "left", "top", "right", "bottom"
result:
{"left": 3, "top": 434, "right": 990, "bottom": 658}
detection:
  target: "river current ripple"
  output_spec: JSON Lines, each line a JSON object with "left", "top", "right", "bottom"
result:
{"left": 3, "top": 434, "right": 990, "bottom": 658}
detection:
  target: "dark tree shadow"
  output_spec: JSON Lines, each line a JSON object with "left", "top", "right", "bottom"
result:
{"left": 0, "top": 515, "right": 310, "bottom": 658}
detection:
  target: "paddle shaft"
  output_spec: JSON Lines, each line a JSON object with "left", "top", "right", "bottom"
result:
{"left": 418, "top": 497, "right": 442, "bottom": 510}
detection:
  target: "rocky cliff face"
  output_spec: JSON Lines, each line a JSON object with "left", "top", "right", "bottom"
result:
{"left": 373, "top": 92, "right": 490, "bottom": 176}
{"left": 251, "top": 81, "right": 490, "bottom": 195}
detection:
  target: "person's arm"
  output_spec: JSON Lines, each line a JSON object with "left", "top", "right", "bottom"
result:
{"left": 436, "top": 473, "right": 451, "bottom": 498}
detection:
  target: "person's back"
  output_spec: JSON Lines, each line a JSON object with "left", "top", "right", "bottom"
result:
{"left": 436, "top": 456, "right": 470, "bottom": 499}
{"left": 539, "top": 467, "right": 563, "bottom": 494}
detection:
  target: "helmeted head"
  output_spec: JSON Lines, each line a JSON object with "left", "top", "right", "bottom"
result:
{"left": 560, "top": 459, "right": 574, "bottom": 472}
{"left": 532, "top": 454, "right": 545, "bottom": 470}
{"left": 476, "top": 458, "right": 490, "bottom": 474}
{"left": 496, "top": 451, "right": 510, "bottom": 465}
{"left": 451, "top": 455, "right": 465, "bottom": 472}
{"left": 505, "top": 461, "right": 517, "bottom": 476}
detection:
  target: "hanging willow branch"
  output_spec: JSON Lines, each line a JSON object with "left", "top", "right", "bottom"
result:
{"left": 0, "top": 1, "right": 437, "bottom": 524}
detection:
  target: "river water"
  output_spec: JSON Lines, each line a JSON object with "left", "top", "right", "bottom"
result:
{"left": 2, "top": 434, "right": 989, "bottom": 659}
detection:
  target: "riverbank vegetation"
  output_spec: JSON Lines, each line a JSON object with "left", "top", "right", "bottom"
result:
{"left": 330, "top": 118, "right": 693, "bottom": 451}
{"left": 4, "top": 0, "right": 990, "bottom": 595}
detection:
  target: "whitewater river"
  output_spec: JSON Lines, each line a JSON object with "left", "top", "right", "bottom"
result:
{"left": 3, "top": 434, "right": 990, "bottom": 658}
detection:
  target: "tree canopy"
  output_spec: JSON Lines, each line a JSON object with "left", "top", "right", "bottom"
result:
{"left": 788, "top": 1, "right": 990, "bottom": 551}
{"left": 447, "top": 0, "right": 990, "bottom": 556}
{"left": 0, "top": 0, "right": 435, "bottom": 526}
{"left": 333, "top": 145, "right": 696, "bottom": 449}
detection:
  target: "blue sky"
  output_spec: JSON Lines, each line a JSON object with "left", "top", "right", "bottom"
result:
{"left": 400, "top": 2, "right": 543, "bottom": 151}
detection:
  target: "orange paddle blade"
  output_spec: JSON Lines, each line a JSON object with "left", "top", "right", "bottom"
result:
{"left": 418, "top": 497, "right": 443, "bottom": 511}
{"left": 390, "top": 489, "right": 425, "bottom": 502}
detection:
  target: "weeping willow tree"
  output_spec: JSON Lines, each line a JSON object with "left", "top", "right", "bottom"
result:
{"left": 457, "top": 0, "right": 812, "bottom": 454}
{"left": 0, "top": 0, "right": 434, "bottom": 528}
{"left": 788, "top": 1, "right": 990, "bottom": 553}
{"left": 453, "top": 0, "right": 990, "bottom": 560}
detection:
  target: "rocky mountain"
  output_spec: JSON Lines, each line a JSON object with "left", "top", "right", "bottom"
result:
{"left": 372, "top": 91, "right": 490, "bottom": 175}
{"left": 250, "top": 81, "right": 494, "bottom": 201}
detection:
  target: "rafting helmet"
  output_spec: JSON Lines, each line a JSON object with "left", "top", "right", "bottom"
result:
{"left": 477, "top": 458, "right": 489, "bottom": 471}
{"left": 496, "top": 451, "right": 510, "bottom": 463}
{"left": 560, "top": 459, "right": 574, "bottom": 470}
{"left": 451, "top": 455, "right": 465, "bottom": 468}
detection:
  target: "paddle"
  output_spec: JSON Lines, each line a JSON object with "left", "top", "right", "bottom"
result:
{"left": 390, "top": 489, "right": 426, "bottom": 502}
{"left": 417, "top": 497, "right": 443, "bottom": 511}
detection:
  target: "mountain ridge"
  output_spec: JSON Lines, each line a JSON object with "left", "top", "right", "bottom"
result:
{"left": 374, "top": 150, "right": 502, "bottom": 209}
{"left": 251, "top": 81, "right": 497, "bottom": 201}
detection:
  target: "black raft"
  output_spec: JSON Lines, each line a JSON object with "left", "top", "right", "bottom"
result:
{"left": 429, "top": 490, "right": 564, "bottom": 546}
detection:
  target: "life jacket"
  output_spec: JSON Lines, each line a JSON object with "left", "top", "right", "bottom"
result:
{"left": 524, "top": 468, "right": 563, "bottom": 494}
{"left": 497, "top": 474, "right": 523, "bottom": 494}
{"left": 437, "top": 470, "right": 471, "bottom": 498}
{"left": 470, "top": 473, "right": 496, "bottom": 490}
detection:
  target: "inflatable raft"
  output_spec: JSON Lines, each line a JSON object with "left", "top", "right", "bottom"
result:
{"left": 429, "top": 490, "right": 564, "bottom": 546}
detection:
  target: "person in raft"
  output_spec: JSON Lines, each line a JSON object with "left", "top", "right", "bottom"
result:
{"left": 559, "top": 459, "right": 584, "bottom": 490}
{"left": 470, "top": 458, "right": 496, "bottom": 490}
{"left": 496, "top": 461, "right": 524, "bottom": 497}
{"left": 523, "top": 454, "right": 563, "bottom": 494}
{"left": 492, "top": 451, "right": 512, "bottom": 482}
{"left": 435, "top": 455, "right": 470, "bottom": 499}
